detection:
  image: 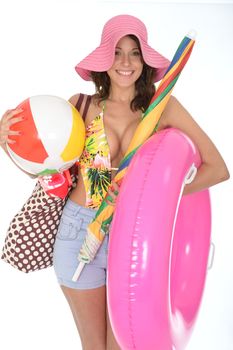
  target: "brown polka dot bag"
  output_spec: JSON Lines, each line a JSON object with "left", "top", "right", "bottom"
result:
{"left": 1, "top": 93, "right": 91, "bottom": 273}
{"left": 1, "top": 166, "right": 78, "bottom": 273}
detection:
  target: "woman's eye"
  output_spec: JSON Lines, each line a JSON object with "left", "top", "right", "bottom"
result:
{"left": 132, "top": 51, "right": 141, "bottom": 56}
{"left": 115, "top": 51, "right": 121, "bottom": 56}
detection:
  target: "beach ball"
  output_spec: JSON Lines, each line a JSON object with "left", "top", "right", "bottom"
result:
{"left": 7, "top": 95, "right": 85, "bottom": 175}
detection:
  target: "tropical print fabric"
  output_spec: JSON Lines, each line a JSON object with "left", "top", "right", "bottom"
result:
{"left": 79, "top": 110, "right": 112, "bottom": 209}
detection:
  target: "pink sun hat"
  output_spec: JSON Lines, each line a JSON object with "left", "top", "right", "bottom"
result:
{"left": 75, "top": 14, "right": 170, "bottom": 83}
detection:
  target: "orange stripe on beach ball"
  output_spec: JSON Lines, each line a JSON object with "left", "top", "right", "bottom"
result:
{"left": 8, "top": 98, "right": 48, "bottom": 163}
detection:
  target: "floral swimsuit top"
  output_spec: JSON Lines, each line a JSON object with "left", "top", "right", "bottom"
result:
{"left": 78, "top": 102, "right": 117, "bottom": 209}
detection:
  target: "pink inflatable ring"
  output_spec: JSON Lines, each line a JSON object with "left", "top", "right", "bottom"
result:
{"left": 107, "top": 128, "right": 211, "bottom": 350}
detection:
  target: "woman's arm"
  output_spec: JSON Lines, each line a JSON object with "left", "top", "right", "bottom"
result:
{"left": 160, "top": 96, "right": 230, "bottom": 195}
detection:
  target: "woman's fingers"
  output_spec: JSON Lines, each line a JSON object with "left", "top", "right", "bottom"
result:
{"left": 1, "top": 109, "right": 24, "bottom": 127}
{"left": 106, "top": 198, "right": 115, "bottom": 206}
{"left": 0, "top": 125, "right": 21, "bottom": 144}
{"left": 106, "top": 181, "right": 120, "bottom": 205}
{"left": 4, "top": 137, "right": 16, "bottom": 144}
{"left": 112, "top": 181, "right": 120, "bottom": 190}
{"left": 8, "top": 115, "right": 24, "bottom": 125}
{"left": 0, "top": 108, "right": 24, "bottom": 144}
{"left": 5, "top": 112, "right": 24, "bottom": 127}
{"left": 4, "top": 108, "right": 24, "bottom": 121}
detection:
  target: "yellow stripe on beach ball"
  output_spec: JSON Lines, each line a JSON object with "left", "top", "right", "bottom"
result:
{"left": 61, "top": 106, "right": 85, "bottom": 161}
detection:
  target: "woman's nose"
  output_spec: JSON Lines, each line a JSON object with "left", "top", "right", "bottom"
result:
{"left": 121, "top": 53, "right": 131, "bottom": 65}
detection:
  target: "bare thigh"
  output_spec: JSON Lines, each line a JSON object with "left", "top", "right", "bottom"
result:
{"left": 61, "top": 285, "right": 106, "bottom": 350}
{"left": 106, "top": 302, "right": 121, "bottom": 350}
{"left": 61, "top": 285, "right": 121, "bottom": 350}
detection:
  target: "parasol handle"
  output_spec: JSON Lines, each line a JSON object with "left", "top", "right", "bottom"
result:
{"left": 72, "top": 262, "right": 85, "bottom": 282}
{"left": 187, "top": 29, "right": 197, "bottom": 40}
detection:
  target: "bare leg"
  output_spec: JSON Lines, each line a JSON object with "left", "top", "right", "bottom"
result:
{"left": 61, "top": 285, "right": 106, "bottom": 350}
{"left": 106, "top": 304, "right": 121, "bottom": 350}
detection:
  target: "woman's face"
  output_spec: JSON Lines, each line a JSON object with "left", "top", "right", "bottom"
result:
{"left": 107, "top": 36, "right": 143, "bottom": 88}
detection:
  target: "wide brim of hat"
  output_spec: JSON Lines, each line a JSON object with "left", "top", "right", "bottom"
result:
{"left": 75, "top": 35, "right": 170, "bottom": 83}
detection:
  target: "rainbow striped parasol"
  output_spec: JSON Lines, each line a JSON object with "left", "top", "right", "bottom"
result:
{"left": 72, "top": 31, "right": 196, "bottom": 281}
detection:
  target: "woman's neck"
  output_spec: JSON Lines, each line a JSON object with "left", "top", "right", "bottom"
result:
{"left": 108, "top": 85, "right": 136, "bottom": 104}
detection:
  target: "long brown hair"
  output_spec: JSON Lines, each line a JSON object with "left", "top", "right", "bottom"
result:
{"left": 90, "top": 35, "right": 156, "bottom": 112}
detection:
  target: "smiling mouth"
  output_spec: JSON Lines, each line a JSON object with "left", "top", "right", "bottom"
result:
{"left": 116, "top": 70, "right": 134, "bottom": 76}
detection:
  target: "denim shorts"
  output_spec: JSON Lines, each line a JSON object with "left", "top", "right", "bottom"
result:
{"left": 53, "top": 199, "right": 109, "bottom": 290}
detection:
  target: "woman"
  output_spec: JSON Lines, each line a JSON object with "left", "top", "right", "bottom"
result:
{"left": 0, "top": 14, "right": 230, "bottom": 350}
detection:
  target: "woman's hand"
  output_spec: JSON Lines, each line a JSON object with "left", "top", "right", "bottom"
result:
{"left": 0, "top": 108, "right": 37, "bottom": 178}
{"left": 106, "top": 181, "right": 120, "bottom": 206}
{"left": 0, "top": 108, "right": 24, "bottom": 145}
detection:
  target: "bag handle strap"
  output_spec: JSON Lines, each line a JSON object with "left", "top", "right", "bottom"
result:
{"left": 75, "top": 93, "right": 84, "bottom": 111}
{"left": 83, "top": 95, "right": 92, "bottom": 120}
{"left": 75, "top": 93, "right": 91, "bottom": 121}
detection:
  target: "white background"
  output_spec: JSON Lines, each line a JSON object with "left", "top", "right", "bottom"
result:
{"left": 0, "top": 1, "right": 232, "bottom": 349}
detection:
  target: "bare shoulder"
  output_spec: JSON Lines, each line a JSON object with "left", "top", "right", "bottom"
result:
{"left": 68, "top": 93, "right": 86, "bottom": 112}
{"left": 68, "top": 93, "right": 80, "bottom": 107}
{"left": 68, "top": 93, "right": 99, "bottom": 123}
{"left": 160, "top": 95, "right": 227, "bottom": 168}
